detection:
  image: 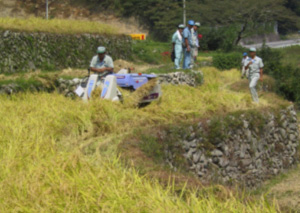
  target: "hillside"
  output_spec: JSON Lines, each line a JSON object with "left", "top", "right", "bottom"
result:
{"left": 0, "top": 41, "right": 299, "bottom": 211}
{"left": 0, "top": 65, "right": 287, "bottom": 212}
{"left": 0, "top": 9, "right": 299, "bottom": 211}
{"left": 0, "top": 0, "right": 147, "bottom": 35}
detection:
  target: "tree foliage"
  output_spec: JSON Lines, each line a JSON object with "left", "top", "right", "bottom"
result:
{"left": 279, "top": 0, "right": 300, "bottom": 33}
{"left": 120, "top": 0, "right": 183, "bottom": 41}
{"left": 71, "top": 0, "right": 300, "bottom": 43}
{"left": 196, "top": 0, "right": 298, "bottom": 44}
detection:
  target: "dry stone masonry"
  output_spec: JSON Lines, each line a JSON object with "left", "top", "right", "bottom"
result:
{"left": 0, "top": 71, "right": 203, "bottom": 96}
{"left": 0, "top": 30, "right": 132, "bottom": 73}
{"left": 164, "top": 106, "right": 299, "bottom": 188}
{"left": 56, "top": 71, "right": 204, "bottom": 96}
{"left": 158, "top": 71, "right": 203, "bottom": 87}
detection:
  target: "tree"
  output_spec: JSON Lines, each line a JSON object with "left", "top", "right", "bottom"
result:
{"left": 280, "top": 0, "right": 300, "bottom": 33}
{"left": 285, "top": 0, "right": 300, "bottom": 15}
{"left": 25, "top": 0, "right": 299, "bottom": 42}
{"left": 195, "top": 0, "right": 299, "bottom": 45}
{"left": 120, "top": 0, "right": 183, "bottom": 41}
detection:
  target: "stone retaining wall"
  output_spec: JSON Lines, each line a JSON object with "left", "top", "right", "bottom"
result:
{"left": 158, "top": 71, "right": 203, "bottom": 87}
{"left": 0, "top": 30, "right": 132, "bottom": 73}
{"left": 0, "top": 71, "right": 203, "bottom": 96}
{"left": 164, "top": 106, "right": 299, "bottom": 187}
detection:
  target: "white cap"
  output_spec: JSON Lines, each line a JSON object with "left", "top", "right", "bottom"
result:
{"left": 249, "top": 47, "right": 257, "bottom": 52}
{"left": 178, "top": 24, "right": 185, "bottom": 29}
{"left": 195, "top": 22, "right": 201, "bottom": 27}
{"left": 97, "top": 46, "right": 106, "bottom": 54}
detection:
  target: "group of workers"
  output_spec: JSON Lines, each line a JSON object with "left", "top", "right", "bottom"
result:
{"left": 89, "top": 42, "right": 264, "bottom": 104}
{"left": 172, "top": 20, "right": 201, "bottom": 70}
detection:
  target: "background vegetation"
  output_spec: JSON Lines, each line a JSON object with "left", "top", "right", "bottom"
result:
{"left": 69, "top": 0, "right": 300, "bottom": 43}
{"left": 261, "top": 46, "right": 300, "bottom": 106}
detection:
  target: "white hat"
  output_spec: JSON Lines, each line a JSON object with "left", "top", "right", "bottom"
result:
{"left": 195, "top": 22, "right": 201, "bottom": 27}
{"left": 178, "top": 24, "right": 185, "bottom": 29}
{"left": 249, "top": 47, "right": 257, "bottom": 52}
{"left": 97, "top": 46, "right": 106, "bottom": 54}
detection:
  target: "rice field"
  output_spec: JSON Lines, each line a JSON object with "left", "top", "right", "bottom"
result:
{"left": 0, "top": 67, "right": 286, "bottom": 212}
{"left": 0, "top": 17, "right": 118, "bottom": 35}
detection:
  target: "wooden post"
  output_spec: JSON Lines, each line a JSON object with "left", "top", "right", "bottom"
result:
{"left": 46, "top": 0, "right": 48, "bottom": 20}
{"left": 183, "top": 0, "right": 186, "bottom": 25}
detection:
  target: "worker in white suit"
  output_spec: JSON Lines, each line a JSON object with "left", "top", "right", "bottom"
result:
{"left": 172, "top": 24, "right": 185, "bottom": 69}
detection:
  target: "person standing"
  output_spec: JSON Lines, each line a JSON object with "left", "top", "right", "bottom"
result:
{"left": 241, "top": 52, "right": 249, "bottom": 79}
{"left": 182, "top": 20, "right": 194, "bottom": 69}
{"left": 172, "top": 24, "right": 185, "bottom": 69}
{"left": 244, "top": 47, "right": 264, "bottom": 103}
{"left": 191, "top": 22, "right": 201, "bottom": 68}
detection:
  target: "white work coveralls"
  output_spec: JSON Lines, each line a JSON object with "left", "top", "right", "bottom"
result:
{"left": 172, "top": 30, "right": 183, "bottom": 69}
{"left": 244, "top": 56, "right": 264, "bottom": 102}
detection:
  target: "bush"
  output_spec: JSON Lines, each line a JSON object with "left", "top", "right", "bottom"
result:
{"left": 258, "top": 45, "right": 300, "bottom": 106}
{"left": 272, "top": 65, "right": 300, "bottom": 105}
{"left": 212, "top": 52, "right": 241, "bottom": 70}
{"left": 199, "top": 26, "right": 238, "bottom": 52}
{"left": 257, "top": 45, "right": 282, "bottom": 76}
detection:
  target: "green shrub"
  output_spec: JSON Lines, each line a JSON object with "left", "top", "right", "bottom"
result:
{"left": 257, "top": 45, "right": 300, "bottom": 106}
{"left": 257, "top": 45, "right": 282, "bottom": 76}
{"left": 212, "top": 53, "right": 241, "bottom": 70}
{"left": 273, "top": 65, "right": 300, "bottom": 105}
{"left": 199, "top": 26, "right": 238, "bottom": 52}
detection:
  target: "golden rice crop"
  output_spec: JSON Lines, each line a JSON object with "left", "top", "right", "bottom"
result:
{"left": 0, "top": 17, "right": 118, "bottom": 35}
{"left": 0, "top": 67, "right": 285, "bottom": 212}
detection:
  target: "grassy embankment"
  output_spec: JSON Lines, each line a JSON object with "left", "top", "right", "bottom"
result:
{"left": 0, "top": 17, "right": 117, "bottom": 34}
{"left": 0, "top": 65, "right": 287, "bottom": 212}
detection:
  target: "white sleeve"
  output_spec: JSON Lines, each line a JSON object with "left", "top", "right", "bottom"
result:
{"left": 106, "top": 57, "right": 114, "bottom": 68}
{"left": 259, "top": 58, "right": 264, "bottom": 68}
{"left": 90, "top": 56, "right": 97, "bottom": 68}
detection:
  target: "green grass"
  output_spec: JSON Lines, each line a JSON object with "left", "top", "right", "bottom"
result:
{"left": 0, "top": 17, "right": 118, "bottom": 35}
{"left": 132, "top": 40, "right": 171, "bottom": 64}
